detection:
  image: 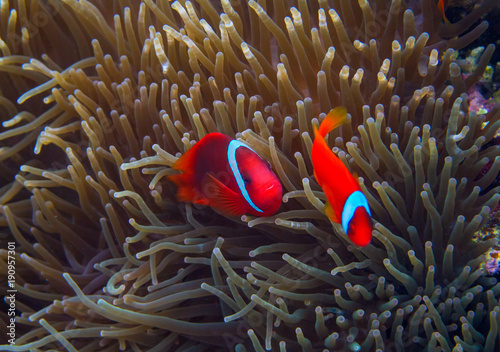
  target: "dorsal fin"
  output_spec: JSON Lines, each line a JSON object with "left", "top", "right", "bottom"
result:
{"left": 171, "top": 147, "right": 196, "bottom": 174}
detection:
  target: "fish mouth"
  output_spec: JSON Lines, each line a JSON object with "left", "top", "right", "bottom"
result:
{"left": 264, "top": 184, "right": 274, "bottom": 191}
{"left": 263, "top": 182, "right": 283, "bottom": 197}
{"left": 264, "top": 183, "right": 279, "bottom": 192}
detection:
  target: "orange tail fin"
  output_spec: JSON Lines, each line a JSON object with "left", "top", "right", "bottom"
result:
{"left": 316, "top": 107, "right": 348, "bottom": 138}
{"left": 438, "top": 0, "right": 450, "bottom": 23}
{"left": 167, "top": 147, "right": 199, "bottom": 203}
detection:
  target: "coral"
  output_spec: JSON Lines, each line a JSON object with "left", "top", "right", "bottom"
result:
{"left": 484, "top": 248, "right": 500, "bottom": 275}
{"left": 0, "top": 0, "right": 500, "bottom": 351}
{"left": 475, "top": 208, "right": 500, "bottom": 275}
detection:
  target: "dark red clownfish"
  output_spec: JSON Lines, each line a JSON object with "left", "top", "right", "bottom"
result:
{"left": 312, "top": 107, "right": 373, "bottom": 246}
{"left": 168, "top": 133, "right": 282, "bottom": 217}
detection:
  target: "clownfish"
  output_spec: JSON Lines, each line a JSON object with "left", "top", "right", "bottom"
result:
{"left": 311, "top": 107, "right": 373, "bottom": 246}
{"left": 168, "top": 132, "right": 282, "bottom": 217}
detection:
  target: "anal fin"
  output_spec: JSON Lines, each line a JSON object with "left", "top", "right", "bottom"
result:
{"left": 169, "top": 173, "right": 211, "bottom": 206}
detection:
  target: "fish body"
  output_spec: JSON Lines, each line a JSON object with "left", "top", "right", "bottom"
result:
{"left": 311, "top": 107, "right": 373, "bottom": 246}
{"left": 168, "top": 132, "right": 282, "bottom": 217}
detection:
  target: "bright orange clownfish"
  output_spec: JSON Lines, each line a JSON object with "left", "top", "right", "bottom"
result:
{"left": 168, "top": 133, "right": 282, "bottom": 217}
{"left": 311, "top": 107, "right": 373, "bottom": 246}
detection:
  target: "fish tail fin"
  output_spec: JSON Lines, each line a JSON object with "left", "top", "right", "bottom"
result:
{"left": 317, "top": 107, "right": 348, "bottom": 139}
{"left": 437, "top": 0, "right": 450, "bottom": 23}
{"left": 168, "top": 149, "right": 205, "bottom": 204}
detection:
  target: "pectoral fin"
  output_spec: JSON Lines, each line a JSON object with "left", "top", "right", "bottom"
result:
{"left": 325, "top": 201, "right": 340, "bottom": 223}
{"left": 205, "top": 174, "right": 247, "bottom": 216}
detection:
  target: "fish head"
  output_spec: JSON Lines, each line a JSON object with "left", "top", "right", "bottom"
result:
{"left": 236, "top": 148, "right": 283, "bottom": 216}
{"left": 347, "top": 207, "right": 373, "bottom": 247}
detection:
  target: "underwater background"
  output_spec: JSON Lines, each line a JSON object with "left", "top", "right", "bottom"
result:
{"left": 1, "top": 0, "right": 500, "bottom": 351}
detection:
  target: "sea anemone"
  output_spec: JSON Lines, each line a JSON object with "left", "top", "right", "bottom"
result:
{"left": 1, "top": 0, "right": 500, "bottom": 351}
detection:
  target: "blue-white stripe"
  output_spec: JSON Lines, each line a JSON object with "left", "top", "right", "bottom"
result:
{"left": 227, "top": 140, "right": 263, "bottom": 213}
{"left": 341, "top": 190, "right": 370, "bottom": 234}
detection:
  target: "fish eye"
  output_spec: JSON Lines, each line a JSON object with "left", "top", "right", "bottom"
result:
{"left": 242, "top": 176, "right": 251, "bottom": 184}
